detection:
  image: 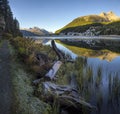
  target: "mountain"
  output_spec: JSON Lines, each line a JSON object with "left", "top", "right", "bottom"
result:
{"left": 56, "top": 11, "right": 120, "bottom": 35}
{"left": 20, "top": 30, "right": 40, "bottom": 37}
{"left": 21, "top": 27, "right": 51, "bottom": 37}
{"left": 99, "top": 11, "right": 120, "bottom": 21}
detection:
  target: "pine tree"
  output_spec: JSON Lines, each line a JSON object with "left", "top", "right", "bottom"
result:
{"left": 0, "top": 0, "right": 21, "bottom": 36}
{"left": 13, "top": 18, "right": 21, "bottom": 36}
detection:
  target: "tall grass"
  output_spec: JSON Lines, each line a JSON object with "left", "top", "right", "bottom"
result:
{"left": 95, "top": 66, "right": 102, "bottom": 88}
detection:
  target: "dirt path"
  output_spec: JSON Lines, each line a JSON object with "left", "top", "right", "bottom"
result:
{"left": 0, "top": 40, "right": 13, "bottom": 114}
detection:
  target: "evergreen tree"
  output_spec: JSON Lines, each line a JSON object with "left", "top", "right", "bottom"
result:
{"left": 0, "top": 0, "right": 21, "bottom": 36}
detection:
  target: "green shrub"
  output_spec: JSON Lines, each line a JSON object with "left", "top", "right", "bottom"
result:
{"left": 18, "top": 47, "right": 26, "bottom": 55}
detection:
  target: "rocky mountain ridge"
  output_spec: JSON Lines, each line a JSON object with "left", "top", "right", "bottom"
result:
{"left": 99, "top": 11, "right": 120, "bottom": 21}
{"left": 21, "top": 27, "right": 51, "bottom": 36}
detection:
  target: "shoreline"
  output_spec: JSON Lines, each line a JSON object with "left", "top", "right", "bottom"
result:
{"left": 25, "top": 35, "right": 120, "bottom": 40}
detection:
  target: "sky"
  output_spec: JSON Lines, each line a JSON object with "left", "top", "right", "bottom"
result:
{"left": 9, "top": 0, "right": 120, "bottom": 33}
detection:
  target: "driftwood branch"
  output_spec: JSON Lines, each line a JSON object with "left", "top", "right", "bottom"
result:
{"left": 52, "top": 40, "right": 74, "bottom": 63}
{"left": 41, "top": 82, "right": 96, "bottom": 110}
{"left": 44, "top": 40, "right": 64, "bottom": 80}
{"left": 51, "top": 40, "right": 65, "bottom": 60}
{"left": 33, "top": 60, "right": 62, "bottom": 85}
{"left": 45, "top": 61, "right": 62, "bottom": 80}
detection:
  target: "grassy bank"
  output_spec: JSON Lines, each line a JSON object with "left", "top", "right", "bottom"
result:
{"left": 8, "top": 41, "right": 51, "bottom": 114}
{"left": 11, "top": 61, "right": 51, "bottom": 114}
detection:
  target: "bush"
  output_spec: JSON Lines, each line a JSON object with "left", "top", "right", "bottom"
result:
{"left": 2, "top": 33, "right": 13, "bottom": 40}
{"left": 10, "top": 37, "right": 57, "bottom": 75}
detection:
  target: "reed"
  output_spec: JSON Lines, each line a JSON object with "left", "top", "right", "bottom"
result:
{"left": 95, "top": 66, "right": 102, "bottom": 87}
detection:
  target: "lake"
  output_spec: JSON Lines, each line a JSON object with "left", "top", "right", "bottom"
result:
{"left": 41, "top": 37, "right": 120, "bottom": 114}
{"left": 29, "top": 35, "right": 120, "bottom": 40}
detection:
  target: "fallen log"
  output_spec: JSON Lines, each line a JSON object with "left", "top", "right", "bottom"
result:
{"left": 52, "top": 40, "right": 75, "bottom": 63}
{"left": 41, "top": 82, "right": 96, "bottom": 110}
{"left": 51, "top": 40, "right": 65, "bottom": 60}
{"left": 45, "top": 61, "right": 62, "bottom": 80}
{"left": 59, "top": 95, "right": 94, "bottom": 109}
{"left": 33, "top": 60, "right": 62, "bottom": 84}
{"left": 34, "top": 40, "right": 64, "bottom": 82}
{"left": 45, "top": 40, "right": 74, "bottom": 80}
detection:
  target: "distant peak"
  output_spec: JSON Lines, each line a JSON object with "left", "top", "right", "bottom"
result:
{"left": 100, "top": 12, "right": 106, "bottom": 15}
{"left": 107, "top": 11, "right": 114, "bottom": 14}
{"left": 99, "top": 11, "right": 119, "bottom": 21}
{"left": 33, "top": 26, "right": 40, "bottom": 29}
{"left": 99, "top": 12, "right": 107, "bottom": 16}
{"left": 99, "top": 11, "right": 115, "bottom": 16}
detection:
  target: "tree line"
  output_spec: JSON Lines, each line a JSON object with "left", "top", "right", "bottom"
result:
{"left": 0, "top": 0, "right": 21, "bottom": 37}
